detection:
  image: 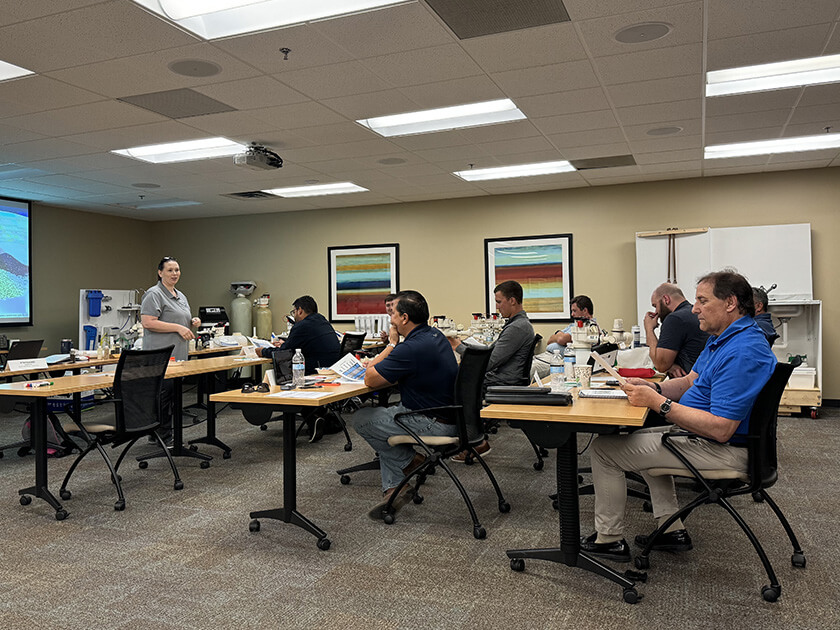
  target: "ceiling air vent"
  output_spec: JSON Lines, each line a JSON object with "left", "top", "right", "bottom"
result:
{"left": 425, "top": 0, "right": 570, "bottom": 39}
{"left": 119, "top": 88, "right": 235, "bottom": 119}
{"left": 569, "top": 155, "right": 637, "bottom": 170}
{"left": 221, "top": 191, "right": 278, "bottom": 200}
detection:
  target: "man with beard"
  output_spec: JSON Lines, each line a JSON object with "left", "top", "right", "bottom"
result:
{"left": 644, "top": 283, "right": 708, "bottom": 378}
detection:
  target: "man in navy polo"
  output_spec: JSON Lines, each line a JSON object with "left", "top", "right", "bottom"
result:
{"left": 353, "top": 290, "right": 458, "bottom": 518}
{"left": 580, "top": 271, "right": 776, "bottom": 563}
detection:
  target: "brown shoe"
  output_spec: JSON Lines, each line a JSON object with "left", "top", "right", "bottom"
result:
{"left": 402, "top": 452, "right": 425, "bottom": 476}
{"left": 368, "top": 486, "right": 415, "bottom": 521}
{"left": 450, "top": 440, "right": 491, "bottom": 463}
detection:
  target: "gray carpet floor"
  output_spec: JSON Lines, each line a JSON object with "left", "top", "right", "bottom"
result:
{"left": 0, "top": 395, "right": 837, "bottom": 629}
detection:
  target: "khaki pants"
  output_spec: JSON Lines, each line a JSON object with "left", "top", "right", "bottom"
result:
{"left": 591, "top": 425, "right": 748, "bottom": 536}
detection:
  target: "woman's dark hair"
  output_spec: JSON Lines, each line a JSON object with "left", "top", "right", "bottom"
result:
{"left": 394, "top": 290, "right": 429, "bottom": 324}
{"left": 157, "top": 256, "right": 178, "bottom": 280}
{"left": 697, "top": 270, "right": 755, "bottom": 317}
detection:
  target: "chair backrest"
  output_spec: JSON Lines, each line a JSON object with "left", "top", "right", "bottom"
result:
{"left": 455, "top": 346, "right": 492, "bottom": 443}
{"left": 6, "top": 339, "right": 44, "bottom": 360}
{"left": 746, "top": 362, "right": 794, "bottom": 490}
{"left": 339, "top": 330, "right": 367, "bottom": 355}
{"left": 113, "top": 346, "right": 173, "bottom": 434}
{"left": 519, "top": 333, "right": 542, "bottom": 385}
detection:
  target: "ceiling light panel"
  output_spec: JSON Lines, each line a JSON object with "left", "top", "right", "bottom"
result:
{"left": 706, "top": 54, "right": 840, "bottom": 97}
{"left": 453, "top": 160, "right": 575, "bottom": 181}
{"left": 704, "top": 133, "right": 840, "bottom": 159}
{"left": 358, "top": 99, "right": 526, "bottom": 137}
{"left": 112, "top": 137, "right": 247, "bottom": 163}
{"left": 263, "top": 182, "right": 368, "bottom": 197}
{"left": 0, "top": 60, "right": 35, "bottom": 82}
{"left": 133, "top": 0, "right": 409, "bottom": 40}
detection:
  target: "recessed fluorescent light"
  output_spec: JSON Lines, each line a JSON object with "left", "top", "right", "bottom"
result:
{"left": 0, "top": 60, "right": 35, "bottom": 82}
{"left": 112, "top": 138, "right": 246, "bottom": 163}
{"left": 357, "top": 99, "right": 527, "bottom": 137}
{"left": 262, "top": 183, "right": 368, "bottom": 197}
{"left": 453, "top": 160, "right": 575, "bottom": 181}
{"left": 706, "top": 53, "right": 840, "bottom": 97}
{"left": 704, "top": 133, "right": 840, "bottom": 159}
{"left": 132, "top": 0, "right": 407, "bottom": 40}
{"left": 119, "top": 199, "right": 203, "bottom": 209}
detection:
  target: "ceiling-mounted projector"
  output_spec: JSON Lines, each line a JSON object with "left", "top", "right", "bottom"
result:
{"left": 233, "top": 144, "right": 283, "bottom": 171}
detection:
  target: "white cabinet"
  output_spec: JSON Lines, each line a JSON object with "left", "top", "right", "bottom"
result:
{"left": 769, "top": 300, "right": 822, "bottom": 417}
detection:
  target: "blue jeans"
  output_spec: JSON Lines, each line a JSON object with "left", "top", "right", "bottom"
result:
{"left": 353, "top": 404, "right": 458, "bottom": 492}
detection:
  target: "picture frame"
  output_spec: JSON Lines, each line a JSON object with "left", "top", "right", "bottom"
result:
{"left": 484, "top": 234, "right": 573, "bottom": 322}
{"left": 328, "top": 243, "right": 399, "bottom": 322}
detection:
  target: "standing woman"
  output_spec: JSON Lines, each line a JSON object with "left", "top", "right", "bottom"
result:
{"left": 140, "top": 256, "right": 201, "bottom": 441}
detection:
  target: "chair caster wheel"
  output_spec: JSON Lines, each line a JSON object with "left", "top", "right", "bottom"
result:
{"left": 473, "top": 526, "right": 486, "bottom": 540}
{"left": 510, "top": 558, "right": 525, "bottom": 572}
{"left": 344, "top": 443, "right": 352, "bottom": 452}
{"left": 55, "top": 509, "right": 68, "bottom": 521}
{"left": 499, "top": 501, "right": 511, "bottom": 513}
{"left": 200, "top": 461, "right": 210, "bottom": 469}
{"left": 60, "top": 490, "right": 72, "bottom": 500}
{"left": 0, "top": 451, "right": 3, "bottom": 459}
{"left": 260, "top": 425, "right": 268, "bottom": 431}
{"left": 635, "top": 556, "right": 650, "bottom": 570}
{"left": 413, "top": 493, "right": 424, "bottom": 504}
{"left": 752, "top": 491, "right": 764, "bottom": 503}
{"left": 317, "top": 538, "right": 331, "bottom": 551}
{"left": 249, "top": 519, "right": 261, "bottom": 533}
{"left": 761, "top": 585, "right": 780, "bottom": 602}
{"left": 223, "top": 451, "right": 232, "bottom": 459}
{"left": 791, "top": 552, "right": 806, "bottom": 568}
{"left": 642, "top": 500, "right": 652, "bottom": 513}
{"left": 114, "top": 500, "right": 125, "bottom": 511}
{"left": 533, "top": 461, "right": 544, "bottom": 471}
{"left": 417, "top": 474, "right": 428, "bottom": 485}
{"left": 138, "top": 461, "right": 148, "bottom": 469}
{"left": 383, "top": 513, "right": 395, "bottom": 525}
{"left": 465, "top": 458, "right": 474, "bottom": 466}
{"left": 174, "top": 480, "right": 184, "bottom": 491}
{"left": 189, "top": 445, "right": 198, "bottom": 452}
{"left": 623, "top": 588, "right": 640, "bottom": 604}
{"left": 552, "top": 499, "right": 559, "bottom": 511}
{"left": 18, "top": 447, "right": 31, "bottom": 457}
{"left": 539, "top": 447, "right": 549, "bottom": 457}
{"left": 339, "top": 475, "right": 351, "bottom": 485}
{"left": 19, "top": 495, "right": 32, "bottom": 506}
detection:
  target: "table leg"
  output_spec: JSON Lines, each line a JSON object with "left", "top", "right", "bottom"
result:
{"left": 248, "top": 411, "right": 330, "bottom": 550}
{"left": 506, "top": 427, "right": 638, "bottom": 603}
{"left": 188, "top": 371, "right": 232, "bottom": 458}
{"left": 18, "top": 398, "right": 69, "bottom": 520}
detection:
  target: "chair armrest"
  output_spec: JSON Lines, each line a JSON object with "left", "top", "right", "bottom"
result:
{"left": 660, "top": 430, "right": 720, "bottom": 493}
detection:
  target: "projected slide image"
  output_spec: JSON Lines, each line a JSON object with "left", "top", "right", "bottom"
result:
{"left": 0, "top": 201, "right": 31, "bottom": 324}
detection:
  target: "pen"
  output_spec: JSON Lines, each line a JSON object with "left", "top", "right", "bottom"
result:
{"left": 26, "top": 381, "right": 54, "bottom": 388}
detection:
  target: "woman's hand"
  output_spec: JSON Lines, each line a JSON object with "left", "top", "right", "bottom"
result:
{"left": 191, "top": 317, "right": 201, "bottom": 328}
{"left": 177, "top": 325, "right": 195, "bottom": 341}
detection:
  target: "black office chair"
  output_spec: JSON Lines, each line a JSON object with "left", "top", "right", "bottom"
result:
{"left": 339, "top": 330, "right": 367, "bottom": 355}
{"left": 58, "top": 346, "right": 183, "bottom": 511}
{"left": 372, "top": 346, "right": 511, "bottom": 539}
{"left": 634, "top": 362, "right": 804, "bottom": 602}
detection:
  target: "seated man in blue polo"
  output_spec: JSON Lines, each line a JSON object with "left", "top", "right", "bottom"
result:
{"left": 353, "top": 290, "right": 458, "bottom": 519}
{"left": 580, "top": 270, "right": 776, "bottom": 563}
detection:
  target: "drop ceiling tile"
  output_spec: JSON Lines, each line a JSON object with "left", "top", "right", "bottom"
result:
{"left": 558, "top": 142, "right": 632, "bottom": 160}
{"left": 214, "top": 24, "right": 353, "bottom": 74}
{"left": 311, "top": 2, "right": 455, "bottom": 58}
{"left": 704, "top": 155, "right": 771, "bottom": 168}
{"left": 706, "top": 24, "right": 833, "bottom": 70}
{"left": 458, "top": 120, "right": 544, "bottom": 144}
{"left": 23, "top": 152, "right": 126, "bottom": 174}
{"left": 293, "top": 122, "right": 381, "bottom": 146}
{"left": 616, "top": 99, "right": 700, "bottom": 126}
{"left": 0, "top": 122, "right": 46, "bottom": 144}
{"left": 517, "top": 87, "right": 612, "bottom": 118}
{"left": 3, "top": 100, "right": 166, "bottom": 137}
{"left": 706, "top": 0, "right": 839, "bottom": 40}
{"left": 0, "top": 76, "right": 103, "bottom": 118}
{"left": 387, "top": 131, "right": 471, "bottom": 151}
{"left": 460, "top": 22, "right": 588, "bottom": 73}
{"left": 66, "top": 120, "right": 210, "bottom": 151}
{"left": 28, "top": 174, "right": 130, "bottom": 195}
{"left": 360, "top": 44, "right": 484, "bottom": 87}
{"left": 767, "top": 149, "right": 838, "bottom": 163}
{"left": 798, "top": 83, "right": 840, "bottom": 107}
{"left": 492, "top": 60, "right": 601, "bottom": 97}
{"left": 577, "top": 2, "right": 703, "bottom": 58}
{"left": 703, "top": 127, "right": 782, "bottom": 145}
{"left": 0, "top": 1, "right": 104, "bottom": 25}
{"left": 532, "top": 109, "right": 620, "bottom": 135}
{"left": 2, "top": 137, "right": 105, "bottom": 162}
{"left": 194, "top": 77, "right": 309, "bottom": 111}
{"left": 320, "top": 90, "right": 419, "bottom": 120}
{"left": 607, "top": 75, "right": 700, "bottom": 107}
{"left": 628, "top": 134, "right": 702, "bottom": 153}
{"left": 704, "top": 91, "right": 800, "bottom": 117}
{"left": 547, "top": 127, "right": 628, "bottom": 149}
{"left": 784, "top": 122, "right": 840, "bottom": 137}
{"left": 705, "top": 109, "right": 791, "bottom": 134}
{"left": 273, "top": 61, "right": 392, "bottom": 100}
{"left": 283, "top": 138, "right": 403, "bottom": 163}
{"left": 622, "top": 119, "right": 700, "bottom": 141}
{"left": 638, "top": 160, "right": 702, "bottom": 173}
{"left": 398, "top": 76, "right": 506, "bottom": 109}
{"left": 787, "top": 103, "right": 840, "bottom": 127}
{"left": 563, "top": 0, "right": 691, "bottom": 21}
{"left": 596, "top": 44, "right": 702, "bottom": 84}
{"left": 177, "top": 110, "right": 279, "bottom": 139}
{"left": 635, "top": 148, "right": 702, "bottom": 164}
{"left": 762, "top": 159, "right": 834, "bottom": 171}
{"left": 0, "top": 2, "right": 196, "bottom": 73}
{"left": 251, "top": 102, "right": 347, "bottom": 130}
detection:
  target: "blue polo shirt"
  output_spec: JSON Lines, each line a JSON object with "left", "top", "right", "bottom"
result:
{"left": 374, "top": 324, "right": 458, "bottom": 411}
{"left": 680, "top": 316, "right": 776, "bottom": 442}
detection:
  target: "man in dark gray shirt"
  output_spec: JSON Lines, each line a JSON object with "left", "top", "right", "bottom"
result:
{"left": 644, "top": 283, "right": 709, "bottom": 378}
{"left": 448, "top": 280, "right": 535, "bottom": 460}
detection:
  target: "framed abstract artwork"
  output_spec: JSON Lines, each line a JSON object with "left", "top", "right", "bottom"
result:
{"left": 328, "top": 243, "right": 399, "bottom": 322}
{"left": 484, "top": 234, "right": 573, "bottom": 322}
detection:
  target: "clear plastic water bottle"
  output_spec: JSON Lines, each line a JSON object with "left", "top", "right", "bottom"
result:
{"left": 550, "top": 350, "right": 564, "bottom": 393}
{"left": 564, "top": 343, "right": 577, "bottom": 383}
{"left": 292, "top": 348, "right": 305, "bottom": 387}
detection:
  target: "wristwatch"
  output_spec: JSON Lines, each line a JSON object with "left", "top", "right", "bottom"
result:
{"left": 387, "top": 342, "right": 396, "bottom": 348}
{"left": 653, "top": 382, "right": 662, "bottom": 394}
{"left": 659, "top": 398, "right": 672, "bottom": 416}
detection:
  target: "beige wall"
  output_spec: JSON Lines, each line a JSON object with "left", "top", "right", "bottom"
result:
{"left": 2, "top": 203, "right": 154, "bottom": 350}
{"left": 11, "top": 167, "right": 838, "bottom": 398}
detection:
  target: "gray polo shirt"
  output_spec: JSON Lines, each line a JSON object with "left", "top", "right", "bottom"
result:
{"left": 140, "top": 281, "right": 192, "bottom": 360}
{"left": 456, "top": 310, "right": 535, "bottom": 391}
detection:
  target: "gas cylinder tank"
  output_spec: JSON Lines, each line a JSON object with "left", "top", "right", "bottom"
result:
{"left": 254, "top": 294, "right": 273, "bottom": 340}
{"left": 230, "top": 295, "right": 252, "bottom": 336}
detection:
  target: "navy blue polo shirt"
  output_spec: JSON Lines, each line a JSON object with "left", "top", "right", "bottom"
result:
{"left": 680, "top": 316, "right": 776, "bottom": 442}
{"left": 263, "top": 312, "right": 340, "bottom": 374}
{"left": 374, "top": 324, "right": 458, "bottom": 411}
